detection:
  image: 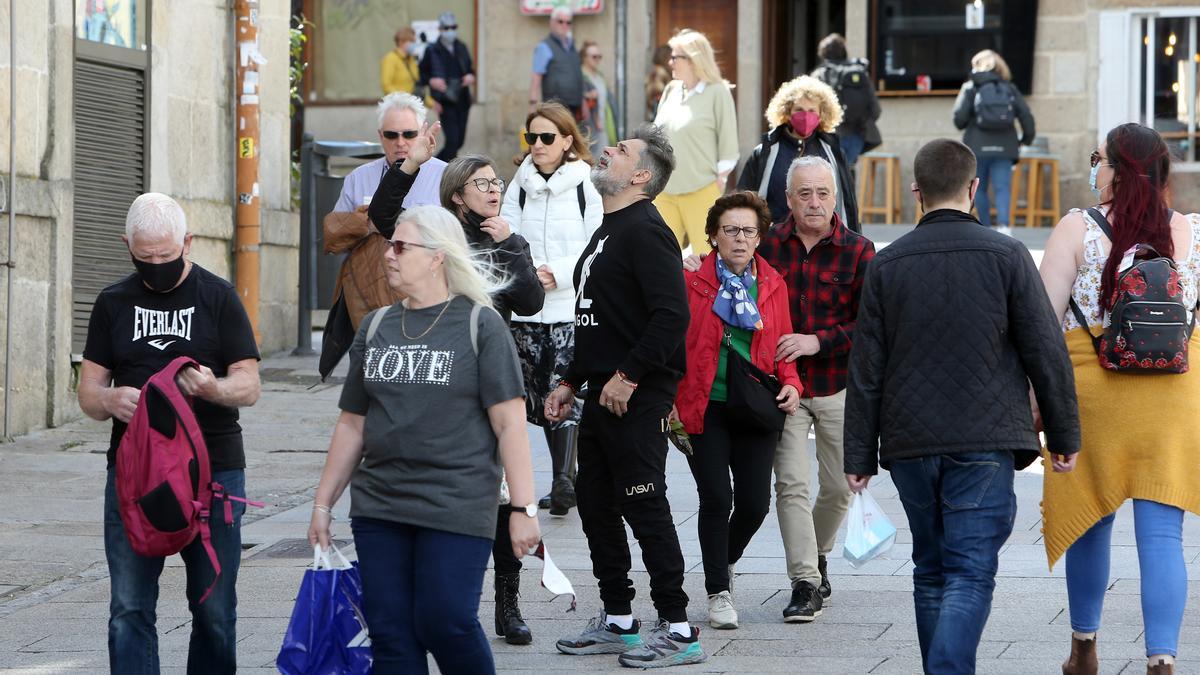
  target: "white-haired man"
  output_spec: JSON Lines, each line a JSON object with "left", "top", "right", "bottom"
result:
{"left": 321, "top": 92, "right": 443, "bottom": 374}
{"left": 77, "top": 192, "right": 261, "bottom": 673}
{"left": 529, "top": 6, "right": 585, "bottom": 116}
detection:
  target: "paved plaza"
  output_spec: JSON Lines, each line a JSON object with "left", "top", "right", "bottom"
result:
{"left": 1, "top": 227, "right": 1197, "bottom": 673}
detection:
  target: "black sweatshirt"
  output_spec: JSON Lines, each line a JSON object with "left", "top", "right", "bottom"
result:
{"left": 367, "top": 161, "right": 419, "bottom": 238}
{"left": 565, "top": 199, "right": 688, "bottom": 388}
{"left": 460, "top": 213, "right": 545, "bottom": 324}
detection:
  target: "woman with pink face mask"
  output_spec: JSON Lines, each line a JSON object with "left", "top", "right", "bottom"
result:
{"left": 736, "top": 76, "right": 860, "bottom": 231}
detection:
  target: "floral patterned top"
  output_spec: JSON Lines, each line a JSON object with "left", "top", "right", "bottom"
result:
{"left": 1064, "top": 208, "right": 1200, "bottom": 331}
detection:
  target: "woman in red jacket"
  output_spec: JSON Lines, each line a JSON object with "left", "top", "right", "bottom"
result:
{"left": 671, "top": 191, "right": 801, "bottom": 630}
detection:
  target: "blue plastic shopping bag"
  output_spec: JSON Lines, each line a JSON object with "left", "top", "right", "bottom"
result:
{"left": 842, "top": 489, "right": 897, "bottom": 568}
{"left": 277, "top": 545, "right": 372, "bottom": 675}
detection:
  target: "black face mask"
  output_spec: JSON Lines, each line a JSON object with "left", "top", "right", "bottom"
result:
{"left": 131, "top": 253, "right": 186, "bottom": 293}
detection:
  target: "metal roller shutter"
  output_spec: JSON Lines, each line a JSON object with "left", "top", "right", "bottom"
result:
{"left": 72, "top": 58, "right": 146, "bottom": 355}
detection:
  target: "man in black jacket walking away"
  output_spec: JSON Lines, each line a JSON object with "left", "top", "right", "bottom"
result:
{"left": 545, "top": 125, "right": 705, "bottom": 669}
{"left": 843, "top": 139, "right": 1080, "bottom": 674}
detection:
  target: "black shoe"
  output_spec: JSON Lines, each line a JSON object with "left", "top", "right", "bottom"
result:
{"left": 548, "top": 475, "right": 576, "bottom": 516}
{"left": 494, "top": 573, "right": 533, "bottom": 645}
{"left": 538, "top": 494, "right": 552, "bottom": 510}
{"left": 782, "top": 581, "right": 822, "bottom": 623}
{"left": 817, "top": 554, "right": 831, "bottom": 601}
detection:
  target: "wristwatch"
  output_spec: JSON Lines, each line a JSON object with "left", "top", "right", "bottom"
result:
{"left": 507, "top": 503, "right": 538, "bottom": 518}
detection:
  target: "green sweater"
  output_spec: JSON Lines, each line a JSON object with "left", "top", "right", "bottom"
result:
{"left": 709, "top": 283, "right": 758, "bottom": 403}
{"left": 653, "top": 80, "right": 740, "bottom": 195}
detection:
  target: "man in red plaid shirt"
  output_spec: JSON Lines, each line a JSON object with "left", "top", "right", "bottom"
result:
{"left": 759, "top": 156, "right": 874, "bottom": 623}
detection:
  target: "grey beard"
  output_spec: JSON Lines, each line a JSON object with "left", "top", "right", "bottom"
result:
{"left": 591, "top": 169, "right": 630, "bottom": 197}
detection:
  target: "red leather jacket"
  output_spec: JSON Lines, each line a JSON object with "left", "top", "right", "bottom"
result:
{"left": 676, "top": 253, "right": 802, "bottom": 435}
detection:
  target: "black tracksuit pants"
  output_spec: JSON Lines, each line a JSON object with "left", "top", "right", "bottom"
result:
{"left": 686, "top": 401, "right": 777, "bottom": 595}
{"left": 575, "top": 375, "right": 688, "bottom": 623}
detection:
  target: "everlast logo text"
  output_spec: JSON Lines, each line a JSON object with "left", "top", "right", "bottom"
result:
{"left": 626, "top": 482, "right": 655, "bottom": 496}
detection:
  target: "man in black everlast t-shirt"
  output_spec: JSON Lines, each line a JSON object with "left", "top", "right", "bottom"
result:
{"left": 545, "top": 125, "right": 706, "bottom": 668}
{"left": 77, "top": 193, "right": 261, "bottom": 674}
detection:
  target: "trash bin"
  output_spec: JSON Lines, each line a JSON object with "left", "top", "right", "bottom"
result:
{"left": 296, "top": 135, "right": 384, "bottom": 354}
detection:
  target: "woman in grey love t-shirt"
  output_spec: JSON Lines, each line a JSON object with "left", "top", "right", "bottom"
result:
{"left": 308, "top": 205, "right": 541, "bottom": 673}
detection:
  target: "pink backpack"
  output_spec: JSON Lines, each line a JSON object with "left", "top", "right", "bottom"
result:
{"left": 116, "top": 356, "right": 259, "bottom": 602}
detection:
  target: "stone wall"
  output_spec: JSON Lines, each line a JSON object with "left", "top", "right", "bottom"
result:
{"left": 0, "top": 0, "right": 295, "bottom": 438}
{"left": 846, "top": 0, "right": 1200, "bottom": 223}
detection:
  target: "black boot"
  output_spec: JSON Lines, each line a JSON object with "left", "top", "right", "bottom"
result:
{"left": 548, "top": 426, "right": 578, "bottom": 516}
{"left": 538, "top": 426, "right": 554, "bottom": 509}
{"left": 494, "top": 573, "right": 533, "bottom": 645}
{"left": 818, "top": 554, "right": 831, "bottom": 601}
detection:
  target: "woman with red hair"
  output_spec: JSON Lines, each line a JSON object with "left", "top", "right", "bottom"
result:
{"left": 1038, "top": 123, "right": 1200, "bottom": 675}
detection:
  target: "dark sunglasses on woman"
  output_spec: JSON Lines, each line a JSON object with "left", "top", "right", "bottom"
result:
{"left": 524, "top": 132, "right": 559, "bottom": 146}
{"left": 382, "top": 129, "right": 420, "bottom": 140}
{"left": 389, "top": 239, "right": 432, "bottom": 255}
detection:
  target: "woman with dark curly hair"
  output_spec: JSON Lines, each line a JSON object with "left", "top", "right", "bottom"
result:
{"left": 1039, "top": 123, "right": 1200, "bottom": 675}
{"left": 670, "top": 191, "right": 802, "bottom": 630}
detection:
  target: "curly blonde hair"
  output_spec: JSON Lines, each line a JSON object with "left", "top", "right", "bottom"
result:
{"left": 764, "top": 75, "right": 842, "bottom": 134}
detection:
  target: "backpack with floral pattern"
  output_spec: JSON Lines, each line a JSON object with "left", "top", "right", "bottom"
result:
{"left": 1069, "top": 207, "right": 1195, "bottom": 373}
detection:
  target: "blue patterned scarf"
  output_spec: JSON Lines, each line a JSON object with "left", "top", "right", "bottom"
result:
{"left": 713, "top": 255, "right": 763, "bottom": 331}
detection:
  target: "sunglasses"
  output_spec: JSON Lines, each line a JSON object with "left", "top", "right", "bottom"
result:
{"left": 554, "top": 19, "right": 572, "bottom": 25}
{"left": 524, "top": 132, "right": 560, "bottom": 146}
{"left": 669, "top": 53, "right": 690, "bottom": 61}
{"left": 465, "top": 177, "right": 506, "bottom": 193}
{"left": 588, "top": 53, "right": 603, "bottom": 60}
{"left": 388, "top": 239, "right": 432, "bottom": 254}
{"left": 1089, "top": 150, "right": 1111, "bottom": 168}
{"left": 441, "top": 24, "right": 458, "bottom": 30}
{"left": 382, "top": 129, "right": 420, "bottom": 140}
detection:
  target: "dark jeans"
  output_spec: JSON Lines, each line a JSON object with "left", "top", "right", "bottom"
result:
{"left": 352, "top": 517, "right": 494, "bottom": 674}
{"left": 686, "top": 401, "right": 776, "bottom": 595}
{"left": 575, "top": 376, "right": 689, "bottom": 623}
{"left": 436, "top": 101, "right": 470, "bottom": 161}
{"left": 888, "top": 452, "right": 1016, "bottom": 675}
{"left": 975, "top": 157, "right": 1014, "bottom": 227}
{"left": 105, "top": 467, "right": 246, "bottom": 675}
{"left": 493, "top": 507, "right": 521, "bottom": 575}
{"left": 839, "top": 132, "right": 865, "bottom": 166}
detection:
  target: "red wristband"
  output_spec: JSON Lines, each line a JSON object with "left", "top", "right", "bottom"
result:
{"left": 616, "top": 370, "right": 638, "bottom": 389}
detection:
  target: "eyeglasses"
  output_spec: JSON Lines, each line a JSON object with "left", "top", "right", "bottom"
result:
{"left": 524, "top": 132, "right": 559, "bottom": 146}
{"left": 1089, "top": 150, "right": 1110, "bottom": 168}
{"left": 389, "top": 239, "right": 432, "bottom": 255}
{"left": 465, "top": 177, "right": 506, "bottom": 193}
{"left": 720, "top": 225, "right": 760, "bottom": 240}
{"left": 669, "top": 53, "right": 690, "bottom": 61}
{"left": 382, "top": 129, "right": 420, "bottom": 140}
{"left": 554, "top": 18, "right": 572, "bottom": 25}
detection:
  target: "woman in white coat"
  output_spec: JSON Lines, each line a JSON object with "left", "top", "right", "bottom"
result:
{"left": 502, "top": 101, "right": 603, "bottom": 516}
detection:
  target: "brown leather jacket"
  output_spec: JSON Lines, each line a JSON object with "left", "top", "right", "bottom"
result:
{"left": 323, "top": 208, "right": 404, "bottom": 329}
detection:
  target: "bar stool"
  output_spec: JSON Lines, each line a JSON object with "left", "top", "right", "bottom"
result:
{"left": 1009, "top": 154, "right": 1061, "bottom": 227}
{"left": 858, "top": 152, "right": 901, "bottom": 224}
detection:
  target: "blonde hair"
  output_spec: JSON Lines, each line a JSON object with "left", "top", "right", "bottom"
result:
{"left": 667, "top": 29, "right": 723, "bottom": 85}
{"left": 764, "top": 75, "right": 842, "bottom": 133}
{"left": 395, "top": 205, "right": 510, "bottom": 309}
{"left": 971, "top": 49, "right": 1012, "bottom": 81}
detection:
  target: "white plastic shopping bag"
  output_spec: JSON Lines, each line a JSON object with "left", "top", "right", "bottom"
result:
{"left": 842, "top": 489, "right": 897, "bottom": 568}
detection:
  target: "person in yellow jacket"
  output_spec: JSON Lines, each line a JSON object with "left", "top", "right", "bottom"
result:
{"left": 380, "top": 27, "right": 434, "bottom": 109}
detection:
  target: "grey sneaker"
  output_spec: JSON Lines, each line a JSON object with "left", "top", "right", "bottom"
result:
{"left": 707, "top": 591, "right": 738, "bottom": 629}
{"left": 617, "top": 619, "right": 707, "bottom": 668}
{"left": 556, "top": 613, "right": 643, "bottom": 655}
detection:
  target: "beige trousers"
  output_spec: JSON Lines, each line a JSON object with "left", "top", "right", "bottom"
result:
{"left": 773, "top": 389, "right": 853, "bottom": 586}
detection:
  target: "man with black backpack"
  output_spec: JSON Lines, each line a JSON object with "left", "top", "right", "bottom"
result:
{"left": 811, "top": 33, "right": 882, "bottom": 167}
{"left": 77, "top": 193, "right": 262, "bottom": 674}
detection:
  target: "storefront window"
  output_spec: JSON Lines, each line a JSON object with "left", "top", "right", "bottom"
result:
{"left": 868, "top": 0, "right": 1038, "bottom": 95}
{"left": 1138, "top": 15, "right": 1200, "bottom": 163}
{"left": 75, "top": 0, "right": 148, "bottom": 50}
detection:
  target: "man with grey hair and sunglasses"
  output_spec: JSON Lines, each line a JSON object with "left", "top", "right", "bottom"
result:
{"left": 78, "top": 192, "right": 262, "bottom": 673}
{"left": 545, "top": 125, "right": 706, "bottom": 668}
{"left": 320, "top": 92, "right": 444, "bottom": 375}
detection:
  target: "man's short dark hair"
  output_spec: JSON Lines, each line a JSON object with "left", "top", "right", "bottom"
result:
{"left": 817, "top": 34, "right": 848, "bottom": 61}
{"left": 632, "top": 124, "right": 675, "bottom": 199}
{"left": 913, "top": 139, "right": 977, "bottom": 206}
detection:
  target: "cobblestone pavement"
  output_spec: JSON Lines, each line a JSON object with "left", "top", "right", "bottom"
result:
{"left": 2, "top": 227, "right": 1197, "bottom": 673}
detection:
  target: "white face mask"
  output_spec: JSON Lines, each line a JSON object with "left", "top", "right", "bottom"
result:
{"left": 1089, "top": 162, "right": 1111, "bottom": 197}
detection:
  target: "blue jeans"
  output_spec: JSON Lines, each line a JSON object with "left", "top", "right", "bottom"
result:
{"left": 105, "top": 467, "right": 246, "bottom": 675}
{"left": 839, "top": 132, "right": 866, "bottom": 167}
{"left": 889, "top": 452, "right": 1016, "bottom": 675}
{"left": 1066, "top": 499, "right": 1187, "bottom": 657}
{"left": 351, "top": 517, "right": 494, "bottom": 674}
{"left": 975, "top": 157, "right": 1014, "bottom": 227}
